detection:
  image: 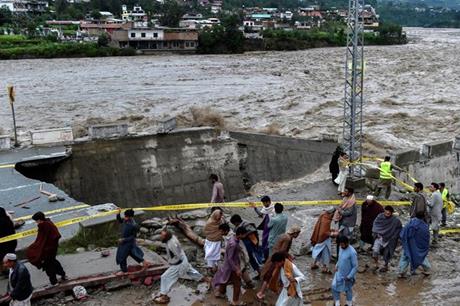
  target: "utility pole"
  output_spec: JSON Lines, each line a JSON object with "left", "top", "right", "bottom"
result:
{"left": 343, "top": 0, "right": 364, "bottom": 176}
{"left": 7, "top": 85, "right": 19, "bottom": 147}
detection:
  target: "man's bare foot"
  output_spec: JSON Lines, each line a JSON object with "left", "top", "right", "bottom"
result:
{"left": 142, "top": 260, "right": 152, "bottom": 269}
{"left": 311, "top": 263, "right": 319, "bottom": 270}
{"left": 115, "top": 271, "right": 128, "bottom": 276}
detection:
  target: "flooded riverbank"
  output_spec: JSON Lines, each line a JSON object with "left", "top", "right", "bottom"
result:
{"left": 1, "top": 28, "right": 460, "bottom": 153}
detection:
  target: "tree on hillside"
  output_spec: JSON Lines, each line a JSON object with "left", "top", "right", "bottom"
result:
{"left": 0, "top": 7, "right": 12, "bottom": 26}
{"left": 159, "top": 0, "right": 185, "bottom": 27}
{"left": 91, "top": 10, "right": 102, "bottom": 20}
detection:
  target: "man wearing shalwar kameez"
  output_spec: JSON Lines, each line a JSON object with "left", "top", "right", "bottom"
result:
{"left": 252, "top": 195, "right": 275, "bottom": 260}
{"left": 270, "top": 252, "right": 306, "bottom": 306}
{"left": 372, "top": 206, "right": 402, "bottom": 272}
{"left": 332, "top": 235, "right": 358, "bottom": 306}
{"left": 203, "top": 209, "right": 225, "bottom": 273}
{"left": 310, "top": 210, "right": 334, "bottom": 273}
{"left": 115, "top": 209, "right": 148, "bottom": 275}
{"left": 212, "top": 227, "right": 248, "bottom": 306}
{"left": 153, "top": 230, "right": 208, "bottom": 304}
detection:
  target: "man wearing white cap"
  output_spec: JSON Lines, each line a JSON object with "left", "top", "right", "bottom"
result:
{"left": 2, "top": 253, "right": 33, "bottom": 306}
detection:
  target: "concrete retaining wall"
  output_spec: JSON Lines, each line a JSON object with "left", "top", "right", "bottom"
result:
{"left": 43, "top": 128, "right": 337, "bottom": 207}
{"left": 229, "top": 131, "right": 337, "bottom": 189}
{"left": 392, "top": 139, "right": 460, "bottom": 192}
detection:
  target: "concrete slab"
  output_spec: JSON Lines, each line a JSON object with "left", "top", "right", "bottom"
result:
{"left": 89, "top": 123, "right": 128, "bottom": 139}
{"left": 0, "top": 247, "right": 167, "bottom": 296}
{"left": 0, "top": 135, "right": 10, "bottom": 150}
{"left": 422, "top": 140, "right": 453, "bottom": 158}
{"left": 392, "top": 148, "right": 420, "bottom": 167}
{"left": 30, "top": 128, "right": 74, "bottom": 145}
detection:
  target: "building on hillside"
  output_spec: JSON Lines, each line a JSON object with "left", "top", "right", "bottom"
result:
{"left": 121, "top": 5, "right": 148, "bottom": 23}
{"left": 360, "top": 4, "right": 379, "bottom": 28}
{"left": 113, "top": 27, "right": 199, "bottom": 51}
{"left": 0, "top": 0, "right": 48, "bottom": 13}
{"left": 210, "top": 1, "right": 222, "bottom": 14}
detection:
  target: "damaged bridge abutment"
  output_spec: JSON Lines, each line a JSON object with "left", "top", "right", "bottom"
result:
{"left": 17, "top": 128, "right": 337, "bottom": 207}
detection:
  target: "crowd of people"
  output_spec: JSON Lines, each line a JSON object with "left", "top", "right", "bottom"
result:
{"left": 0, "top": 172, "right": 452, "bottom": 306}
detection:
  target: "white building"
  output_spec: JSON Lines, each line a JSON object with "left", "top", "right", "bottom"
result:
{"left": 0, "top": 0, "right": 48, "bottom": 13}
{"left": 128, "top": 28, "right": 164, "bottom": 40}
{"left": 122, "top": 5, "right": 147, "bottom": 22}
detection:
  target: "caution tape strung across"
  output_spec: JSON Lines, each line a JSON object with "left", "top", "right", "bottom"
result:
{"left": 13, "top": 204, "right": 91, "bottom": 222}
{"left": 1, "top": 199, "right": 459, "bottom": 244}
{"left": 0, "top": 164, "right": 15, "bottom": 169}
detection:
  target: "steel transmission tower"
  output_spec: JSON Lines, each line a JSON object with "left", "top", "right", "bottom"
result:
{"left": 343, "top": 0, "right": 365, "bottom": 176}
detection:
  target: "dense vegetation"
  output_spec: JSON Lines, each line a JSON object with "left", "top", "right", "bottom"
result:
{"left": 256, "top": 22, "right": 407, "bottom": 51}
{"left": 198, "top": 15, "right": 245, "bottom": 53}
{"left": 0, "top": 35, "right": 135, "bottom": 60}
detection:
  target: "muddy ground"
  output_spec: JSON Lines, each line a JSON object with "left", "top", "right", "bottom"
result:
{"left": 1, "top": 28, "right": 460, "bottom": 154}
{"left": 47, "top": 173, "right": 460, "bottom": 306}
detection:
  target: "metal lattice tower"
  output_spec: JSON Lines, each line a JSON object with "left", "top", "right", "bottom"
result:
{"left": 343, "top": 0, "right": 365, "bottom": 175}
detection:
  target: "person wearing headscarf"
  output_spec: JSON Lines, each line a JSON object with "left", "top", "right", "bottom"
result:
{"left": 3, "top": 253, "right": 33, "bottom": 306}
{"left": 270, "top": 252, "right": 305, "bottom": 306}
{"left": 256, "top": 225, "right": 301, "bottom": 301}
{"left": 359, "top": 195, "right": 384, "bottom": 250}
{"left": 26, "top": 212, "right": 66, "bottom": 286}
{"left": 310, "top": 210, "right": 334, "bottom": 273}
{"left": 0, "top": 208, "right": 17, "bottom": 275}
{"left": 252, "top": 195, "right": 275, "bottom": 259}
{"left": 203, "top": 209, "right": 225, "bottom": 273}
{"left": 329, "top": 146, "right": 343, "bottom": 185}
{"left": 334, "top": 152, "right": 349, "bottom": 194}
{"left": 398, "top": 211, "right": 431, "bottom": 278}
{"left": 372, "top": 206, "right": 402, "bottom": 272}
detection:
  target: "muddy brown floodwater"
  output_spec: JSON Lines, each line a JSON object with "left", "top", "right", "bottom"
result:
{"left": 1, "top": 28, "right": 460, "bottom": 153}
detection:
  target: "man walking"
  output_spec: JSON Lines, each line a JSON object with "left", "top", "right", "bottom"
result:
{"left": 375, "top": 156, "right": 393, "bottom": 199}
{"left": 252, "top": 195, "right": 275, "bottom": 259}
{"left": 257, "top": 225, "right": 301, "bottom": 300}
{"left": 272, "top": 252, "right": 306, "bottom": 306}
{"left": 26, "top": 212, "right": 66, "bottom": 286}
{"left": 115, "top": 209, "right": 149, "bottom": 275}
{"left": 332, "top": 235, "right": 358, "bottom": 306}
{"left": 268, "top": 203, "right": 288, "bottom": 255}
{"left": 3, "top": 254, "right": 33, "bottom": 306}
{"left": 212, "top": 227, "right": 247, "bottom": 306}
{"left": 371, "top": 206, "right": 402, "bottom": 272}
{"left": 440, "top": 183, "right": 449, "bottom": 226}
{"left": 410, "top": 183, "right": 428, "bottom": 221}
{"left": 153, "top": 230, "right": 208, "bottom": 304}
{"left": 359, "top": 196, "right": 384, "bottom": 251}
{"left": 230, "top": 214, "right": 263, "bottom": 275}
{"left": 427, "top": 183, "right": 443, "bottom": 245}
{"left": 398, "top": 212, "right": 431, "bottom": 277}
{"left": 210, "top": 174, "right": 225, "bottom": 203}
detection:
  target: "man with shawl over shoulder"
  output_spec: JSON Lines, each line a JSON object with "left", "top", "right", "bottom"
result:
{"left": 270, "top": 252, "right": 306, "bottom": 306}
{"left": 372, "top": 206, "right": 402, "bottom": 272}
{"left": 359, "top": 195, "right": 384, "bottom": 251}
{"left": 311, "top": 209, "right": 334, "bottom": 273}
{"left": 26, "top": 212, "right": 66, "bottom": 286}
{"left": 398, "top": 211, "right": 431, "bottom": 278}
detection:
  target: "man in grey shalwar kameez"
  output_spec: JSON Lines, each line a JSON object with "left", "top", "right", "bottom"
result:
{"left": 153, "top": 230, "right": 208, "bottom": 304}
{"left": 427, "top": 183, "right": 443, "bottom": 244}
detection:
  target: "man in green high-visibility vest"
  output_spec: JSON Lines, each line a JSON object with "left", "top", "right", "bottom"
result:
{"left": 375, "top": 156, "right": 393, "bottom": 200}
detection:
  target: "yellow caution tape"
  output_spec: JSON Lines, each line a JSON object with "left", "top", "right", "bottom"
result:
{"left": 13, "top": 204, "right": 91, "bottom": 222}
{"left": 1, "top": 198, "right": 457, "bottom": 244}
{"left": 0, "top": 164, "right": 15, "bottom": 169}
{"left": 440, "top": 228, "right": 460, "bottom": 235}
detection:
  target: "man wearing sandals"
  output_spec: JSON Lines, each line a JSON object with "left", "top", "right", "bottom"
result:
{"left": 371, "top": 206, "right": 402, "bottom": 272}
{"left": 153, "top": 229, "right": 209, "bottom": 304}
{"left": 212, "top": 227, "right": 248, "bottom": 306}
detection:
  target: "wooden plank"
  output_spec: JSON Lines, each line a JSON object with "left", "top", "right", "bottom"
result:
{"left": 32, "top": 264, "right": 169, "bottom": 299}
